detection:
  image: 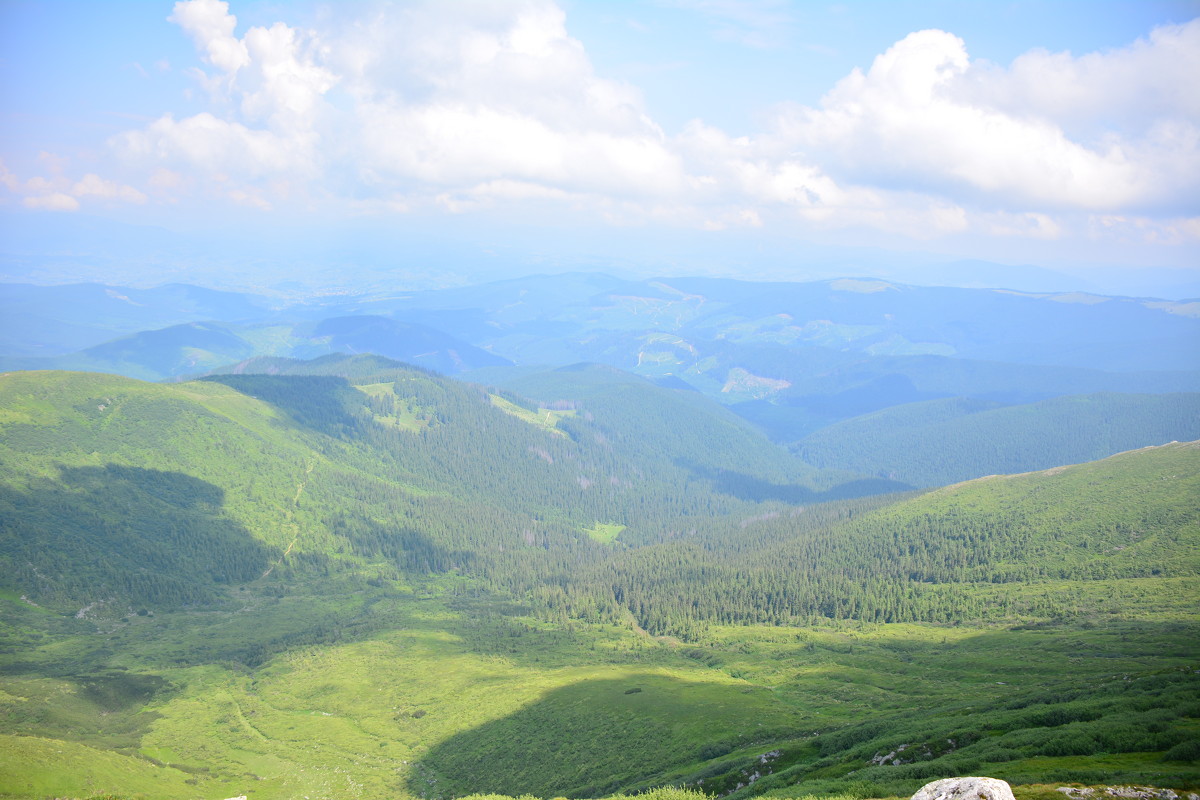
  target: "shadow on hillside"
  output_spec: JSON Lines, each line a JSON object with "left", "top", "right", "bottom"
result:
{"left": 0, "top": 464, "right": 275, "bottom": 615}
{"left": 62, "top": 463, "right": 226, "bottom": 508}
{"left": 412, "top": 618, "right": 1200, "bottom": 800}
{"left": 410, "top": 673, "right": 785, "bottom": 800}
{"left": 201, "top": 373, "right": 363, "bottom": 437}
{"left": 332, "top": 513, "right": 478, "bottom": 576}
{"left": 142, "top": 514, "right": 481, "bottom": 670}
{"left": 678, "top": 459, "right": 913, "bottom": 503}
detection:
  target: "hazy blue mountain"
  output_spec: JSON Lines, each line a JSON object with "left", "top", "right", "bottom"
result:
{"left": 0, "top": 315, "right": 511, "bottom": 380}
{"left": 0, "top": 281, "right": 275, "bottom": 357}
{"left": 342, "top": 274, "right": 1200, "bottom": 384}
{"left": 8, "top": 210, "right": 1199, "bottom": 298}
{"left": 651, "top": 278, "right": 1199, "bottom": 372}
{"left": 0, "top": 321, "right": 257, "bottom": 380}
{"left": 3, "top": 274, "right": 1197, "bottom": 443}
{"left": 298, "top": 316, "right": 513, "bottom": 373}
{"left": 794, "top": 392, "right": 1200, "bottom": 487}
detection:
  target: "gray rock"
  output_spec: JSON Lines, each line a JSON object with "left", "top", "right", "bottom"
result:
{"left": 912, "top": 777, "right": 1016, "bottom": 800}
{"left": 1105, "top": 788, "right": 1179, "bottom": 800}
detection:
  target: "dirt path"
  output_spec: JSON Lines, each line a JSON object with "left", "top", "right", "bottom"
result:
{"left": 261, "top": 461, "right": 314, "bottom": 579}
{"left": 292, "top": 460, "right": 314, "bottom": 505}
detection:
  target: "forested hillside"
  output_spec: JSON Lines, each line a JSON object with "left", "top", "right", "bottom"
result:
{"left": 546, "top": 440, "right": 1200, "bottom": 635}
{"left": 0, "top": 359, "right": 884, "bottom": 614}
{"left": 794, "top": 392, "right": 1200, "bottom": 486}
{"left": 0, "top": 361, "right": 1196, "bottom": 800}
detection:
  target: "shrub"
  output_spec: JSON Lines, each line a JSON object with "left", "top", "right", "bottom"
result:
{"left": 697, "top": 742, "right": 734, "bottom": 760}
{"left": 1163, "top": 739, "right": 1200, "bottom": 763}
{"left": 1040, "top": 732, "right": 1102, "bottom": 757}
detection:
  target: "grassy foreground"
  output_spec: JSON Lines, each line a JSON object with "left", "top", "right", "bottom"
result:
{"left": 2, "top": 587, "right": 1197, "bottom": 800}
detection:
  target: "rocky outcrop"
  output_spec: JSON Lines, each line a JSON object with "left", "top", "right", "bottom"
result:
{"left": 1058, "top": 788, "right": 1196, "bottom": 800}
{"left": 911, "top": 777, "right": 1015, "bottom": 800}
{"left": 912, "top": 779, "right": 1197, "bottom": 800}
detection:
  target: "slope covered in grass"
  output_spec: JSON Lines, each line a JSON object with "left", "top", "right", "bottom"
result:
{"left": 0, "top": 364, "right": 1197, "bottom": 800}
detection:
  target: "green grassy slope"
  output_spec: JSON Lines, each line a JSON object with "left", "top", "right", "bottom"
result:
{"left": 0, "top": 366, "right": 1197, "bottom": 800}
{"left": 0, "top": 360, "right": 882, "bottom": 618}
{"left": 0, "top": 368, "right": 578, "bottom": 617}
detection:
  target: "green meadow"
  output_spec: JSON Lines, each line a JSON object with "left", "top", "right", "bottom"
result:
{"left": 0, "top": 365, "right": 1197, "bottom": 799}
{"left": 2, "top": 585, "right": 1196, "bottom": 800}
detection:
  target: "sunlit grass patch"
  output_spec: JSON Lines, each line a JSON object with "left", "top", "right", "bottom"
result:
{"left": 489, "top": 393, "right": 576, "bottom": 435}
{"left": 585, "top": 522, "right": 626, "bottom": 544}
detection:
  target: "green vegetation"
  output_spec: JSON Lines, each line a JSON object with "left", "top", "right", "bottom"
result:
{"left": 585, "top": 522, "right": 626, "bottom": 544}
{"left": 489, "top": 393, "right": 576, "bottom": 436}
{"left": 0, "top": 360, "right": 1197, "bottom": 800}
{"left": 795, "top": 393, "right": 1200, "bottom": 487}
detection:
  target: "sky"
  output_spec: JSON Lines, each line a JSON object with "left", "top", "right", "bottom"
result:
{"left": 1, "top": 0, "right": 1198, "bottom": 294}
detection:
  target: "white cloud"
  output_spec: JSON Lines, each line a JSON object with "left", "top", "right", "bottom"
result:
{"left": 116, "top": 0, "right": 684, "bottom": 211}
{"left": 966, "top": 19, "right": 1200, "bottom": 138}
{"left": 1177, "top": 217, "right": 1200, "bottom": 240}
{"left": 766, "top": 26, "right": 1198, "bottom": 215}
{"left": 338, "top": 1, "right": 684, "bottom": 199}
{"left": 673, "top": 118, "right": 972, "bottom": 237}
{"left": 0, "top": 158, "right": 147, "bottom": 212}
{"left": 72, "top": 174, "right": 147, "bottom": 204}
{"left": 0, "top": 160, "right": 18, "bottom": 192}
{"left": 978, "top": 211, "right": 1062, "bottom": 240}
{"left": 115, "top": 112, "right": 316, "bottom": 178}
{"left": 23, "top": 193, "right": 80, "bottom": 212}
{"left": 112, "top": 0, "right": 332, "bottom": 206}
{"left": 169, "top": 0, "right": 249, "bottom": 74}
{"left": 227, "top": 188, "right": 271, "bottom": 209}
{"left": 94, "top": 1, "right": 1198, "bottom": 249}
{"left": 238, "top": 21, "right": 336, "bottom": 128}
{"left": 1089, "top": 213, "right": 1200, "bottom": 245}
{"left": 148, "top": 168, "right": 184, "bottom": 189}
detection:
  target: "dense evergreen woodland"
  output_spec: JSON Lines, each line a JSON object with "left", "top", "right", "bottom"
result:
{"left": 0, "top": 356, "right": 1196, "bottom": 800}
{"left": 794, "top": 393, "right": 1200, "bottom": 487}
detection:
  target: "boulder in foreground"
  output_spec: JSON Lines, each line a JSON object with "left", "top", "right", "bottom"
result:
{"left": 912, "top": 777, "right": 1016, "bottom": 800}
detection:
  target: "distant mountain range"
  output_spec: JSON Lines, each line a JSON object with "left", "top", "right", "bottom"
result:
{"left": 0, "top": 313, "right": 510, "bottom": 379}
{"left": 3, "top": 273, "right": 1197, "bottom": 485}
{"left": 5, "top": 210, "right": 1199, "bottom": 298}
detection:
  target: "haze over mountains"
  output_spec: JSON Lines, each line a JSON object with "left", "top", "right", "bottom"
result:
{"left": 6, "top": 280, "right": 1188, "bottom": 800}
{"left": 1, "top": 269, "right": 1198, "bottom": 800}
{"left": 3, "top": 272, "right": 1197, "bottom": 486}
{"left": 6, "top": 211, "right": 1200, "bottom": 302}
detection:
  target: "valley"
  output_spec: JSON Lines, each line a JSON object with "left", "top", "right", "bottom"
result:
{"left": 0, "top": 275, "right": 1197, "bottom": 800}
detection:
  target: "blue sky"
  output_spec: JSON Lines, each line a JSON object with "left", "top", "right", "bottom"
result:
{"left": 1, "top": 0, "right": 1198, "bottom": 293}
